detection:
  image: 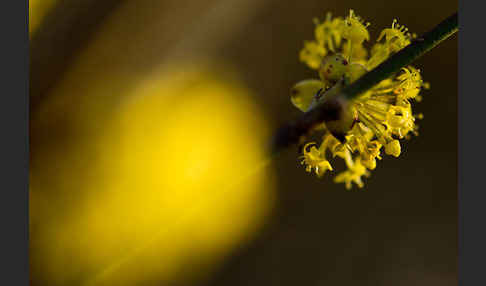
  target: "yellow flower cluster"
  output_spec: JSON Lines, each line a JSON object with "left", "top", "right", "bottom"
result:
{"left": 293, "top": 10, "right": 429, "bottom": 189}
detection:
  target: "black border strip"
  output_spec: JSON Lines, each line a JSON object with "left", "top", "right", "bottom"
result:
{"left": 458, "top": 1, "right": 485, "bottom": 285}
{"left": 0, "top": 0, "right": 29, "bottom": 285}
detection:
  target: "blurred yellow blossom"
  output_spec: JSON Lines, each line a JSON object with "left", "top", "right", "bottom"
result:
{"left": 30, "top": 67, "right": 276, "bottom": 285}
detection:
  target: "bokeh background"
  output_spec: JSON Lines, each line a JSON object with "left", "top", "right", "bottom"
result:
{"left": 29, "top": 0, "right": 457, "bottom": 285}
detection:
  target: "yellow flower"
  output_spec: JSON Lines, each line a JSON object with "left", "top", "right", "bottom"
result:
{"left": 300, "top": 143, "right": 333, "bottom": 177}
{"left": 342, "top": 10, "right": 370, "bottom": 45}
{"left": 377, "top": 19, "right": 413, "bottom": 52}
{"left": 346, "top": 124, "right": 382, "bottom": 170}
{"left": 385, "top": 105, "right": 415, "bottom": 138}
{"left": 300, "top": 41, "right": 327, "bottom": 69}
{"left": 394, "top": 67, "right": 426, "bottom": 102}
{"left": 314, "top": 13, "right": 344, "bottom": 52}
{"left": 367, "top": 19, "right": 414, "bottom": 69}
{"left": 334, "top": 155, "right": 369, "bottom": 190}
{"left": 292, "top": 10, "right": 428, "bottom": 189}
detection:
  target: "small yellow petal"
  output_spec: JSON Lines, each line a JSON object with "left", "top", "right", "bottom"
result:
{"left": 385, "top": 140, "right": 401, "bottom": 157}
{"left": 300, "top": 41, "right": 327, "bottom": 69}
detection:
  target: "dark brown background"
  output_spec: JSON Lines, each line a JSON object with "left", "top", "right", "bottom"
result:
{"left": 31, "top": 0, "right": 457, "bottom": 285}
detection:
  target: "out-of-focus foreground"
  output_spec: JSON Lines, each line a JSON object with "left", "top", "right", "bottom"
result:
{"left": 30, "top": 0, "right": 457, "bottom": 285}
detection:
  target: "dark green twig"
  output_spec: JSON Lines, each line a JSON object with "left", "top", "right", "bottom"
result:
{"left": 342, "top": 12, "right": 458, "bottom": 100}
{"left": 270, "top": 12, "right": 458, "bottom": 155}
